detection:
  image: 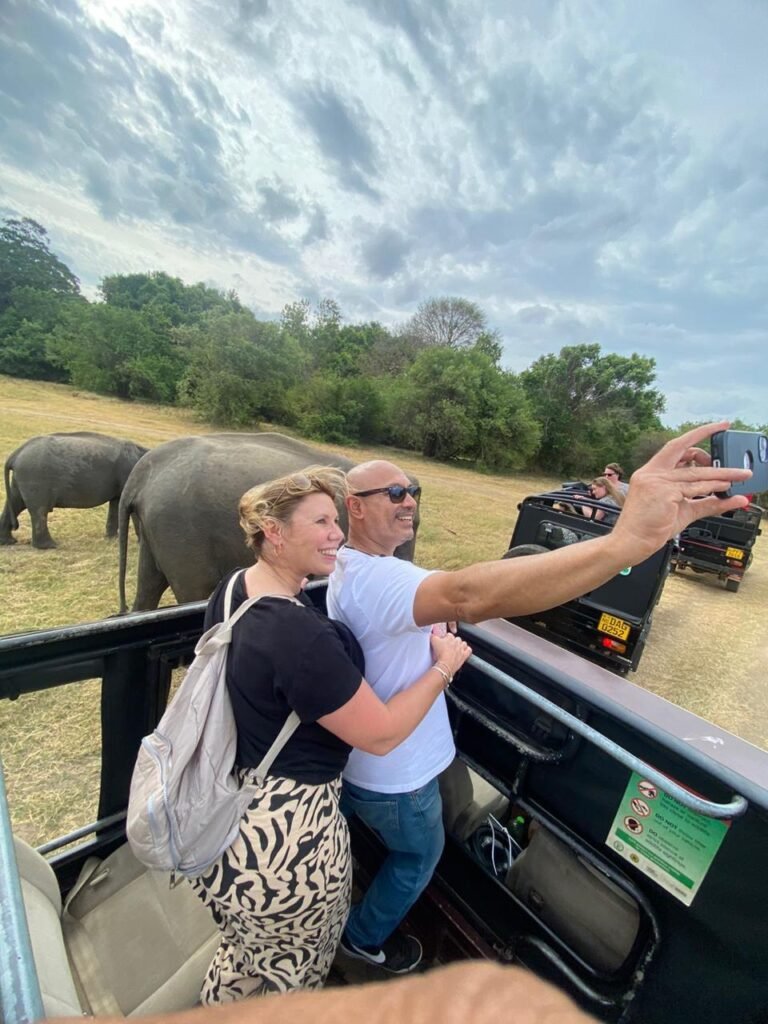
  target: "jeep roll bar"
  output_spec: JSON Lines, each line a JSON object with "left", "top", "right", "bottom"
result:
{"left": 463, "top": 655, "right": 747, "bottom": 819}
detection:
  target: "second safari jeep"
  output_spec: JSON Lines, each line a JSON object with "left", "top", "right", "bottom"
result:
{"left": 502, "top": 490, "right": 672, "bottom": 674}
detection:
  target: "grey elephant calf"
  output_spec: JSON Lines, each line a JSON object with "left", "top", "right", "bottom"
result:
{"left": 0, "top": 431, "right": 148, "bottom": 549}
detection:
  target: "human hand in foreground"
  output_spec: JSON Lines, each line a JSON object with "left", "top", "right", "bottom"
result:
{"left": 56, "top": 962, "right": 596, "bottom": 1024}
{"left": 612, "top": 421, "right": 751, "bottom": 562}
{"left": 430, "top": 630, "right": 472, "bottom": 681}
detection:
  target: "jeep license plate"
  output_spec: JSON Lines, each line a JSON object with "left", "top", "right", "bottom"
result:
{"left": 725, "top": 546, "right": 744, "bottom": 560}
{"left": 598, "top": 613, "right": 631, "bottom": 641}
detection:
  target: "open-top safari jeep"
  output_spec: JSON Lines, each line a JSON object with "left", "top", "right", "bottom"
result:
{"left": 502, "top": 490, "right": 673, "bottom": 675}
{"left": 671, "top": 502, "right": 763, "bottom": 592}
{"left": 2, "top": 583, "right": 767, "bottom": 1024}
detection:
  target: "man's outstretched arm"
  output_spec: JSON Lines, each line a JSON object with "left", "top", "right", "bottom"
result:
{"left": 57, "top": 962, "right": 596, "bottom": 1024}
{"left": 413, "top": 421, "right": 751, "bottom": 627}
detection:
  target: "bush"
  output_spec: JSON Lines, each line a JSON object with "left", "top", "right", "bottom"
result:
{"left": 402, "top": 348, "right": 540, "bottom": 469}
{"left": 177, "top": 313, "right": 302, "bottom": 425}
{"left": 289, "top": 375, "right": 386, "bottom": 445}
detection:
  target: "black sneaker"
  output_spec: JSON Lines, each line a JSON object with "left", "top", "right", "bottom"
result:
{"left": 339, "top": 930, "right": 423, "bottom": 973}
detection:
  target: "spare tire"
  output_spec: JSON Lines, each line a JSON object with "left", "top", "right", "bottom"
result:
{"left": 502, "top": 543, "right": 550, "bottom": 559}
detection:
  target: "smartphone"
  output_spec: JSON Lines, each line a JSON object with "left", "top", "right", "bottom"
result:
{"left": 710, "top": 430, "right": 768, "bottom": 497}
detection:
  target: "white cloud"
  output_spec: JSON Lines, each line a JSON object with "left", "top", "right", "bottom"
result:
{"left": 1, "top": 0, "right": 766, "bottom": 425}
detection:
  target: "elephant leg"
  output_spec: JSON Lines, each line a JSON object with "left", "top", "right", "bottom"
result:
{"left": 29, "top": 507, "right": 57, "bottom": 549}
{"left": 105, "top": 498, "right": 119, "bottom": 538}
{"left": 132, "top": 541, "right": 168, "bottom": 611}
{"left": 0, "top": 505, "right": 17, "bottom": 544}
{"left": 0, "top": 482, "right": 25, "bottom": 544}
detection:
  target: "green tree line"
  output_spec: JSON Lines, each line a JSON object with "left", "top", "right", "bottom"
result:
{"left": 2, "top": 216, "right": 765, "bottom": 483}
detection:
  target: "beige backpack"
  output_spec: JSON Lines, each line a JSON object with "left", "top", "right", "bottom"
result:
{"left": 126, "top": 571, "right": 301, "bottom": 877}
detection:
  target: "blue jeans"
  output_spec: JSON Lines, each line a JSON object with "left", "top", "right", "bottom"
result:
{"left": 341, "top": 778, "right": 444, "bottom": 949}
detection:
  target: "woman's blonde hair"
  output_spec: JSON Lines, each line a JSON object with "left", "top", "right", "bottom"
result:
{"left": 239, "top": 465, "right": 348, "bottom": 554}
{"left": 591, "top": 476, "right": 625, "bottom": 507}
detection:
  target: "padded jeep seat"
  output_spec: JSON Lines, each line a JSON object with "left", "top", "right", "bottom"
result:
{"left": 15, "top": 836, "right": 81, "bottom": 1017}
{"left": 15, "top": 836, "right": 219, "bottom": 1017}
{"left": 506, "top": 827, "right": 640, "bottom": 973}
{"left": 438, "top": 759, "right": 509, "bottom": 842}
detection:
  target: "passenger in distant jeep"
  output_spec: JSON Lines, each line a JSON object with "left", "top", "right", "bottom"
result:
{"left": 603, "top": 463, "right": 629, "bottom": 495}
{"left": 578, "top": 476, "right": 625, "bottom": 524}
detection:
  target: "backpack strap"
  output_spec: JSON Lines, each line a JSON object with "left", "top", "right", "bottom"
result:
{"left": 223, "top": 569, "right": 241, "bottom": 619}
{"left": 223, "top": 569, "right": 304, "bottom": 783}
{"left": 253, "top": 712, "right": 301, "bottom": 784}
{"left": 223, "top": 570, "right": 304, "bottom": 631}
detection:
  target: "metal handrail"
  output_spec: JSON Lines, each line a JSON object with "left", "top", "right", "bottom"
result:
{"left": 466, "top": 655, "right": 748, "bottom": 819}
{"left": 37, "top": 810, "right": 126, "bottom": 856}
{"left": 0, "top": 756, "right": 44, "bottom": 1024}
{"left": 447, "top": 689, "right": 568, "bottom": 763}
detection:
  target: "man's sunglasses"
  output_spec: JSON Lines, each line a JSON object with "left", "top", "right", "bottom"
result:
{"left": 353, "top": 484, "right": 422, "bottom": 504}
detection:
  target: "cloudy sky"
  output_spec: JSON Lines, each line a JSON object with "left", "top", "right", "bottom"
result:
{"left": 1, "top": 0, "right": 766, "bottom": 425}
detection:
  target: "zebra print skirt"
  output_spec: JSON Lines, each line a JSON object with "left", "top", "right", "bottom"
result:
{"left": 190, "top": 772, "right": 351, "bottom": 1004}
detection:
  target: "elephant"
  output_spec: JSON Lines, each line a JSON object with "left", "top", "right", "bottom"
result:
{"left": 0, "top": 432, "right": 149, "bottom": 549}
{"left": 118, "top": 432, "right": 420, "bottom": 612}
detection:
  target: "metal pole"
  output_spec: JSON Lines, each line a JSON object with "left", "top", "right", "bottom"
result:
{"left": 0, "top": 754, "right": 44, "bottom": 1024}
{"left": 467, "top": 654, "right": 747, "bottom": 819}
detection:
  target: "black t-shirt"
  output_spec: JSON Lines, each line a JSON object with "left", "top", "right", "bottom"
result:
{"left": 204, "top": 571, "right": 364, "bottom": 784}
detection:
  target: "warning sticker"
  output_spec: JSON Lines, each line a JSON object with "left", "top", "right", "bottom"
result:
{"left": 605, "top": 771, "right": 730, "bottom": 906}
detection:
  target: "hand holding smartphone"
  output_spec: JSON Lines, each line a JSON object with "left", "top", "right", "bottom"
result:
{"left": 710, "top": 430, "right": 768, "bottom": 497}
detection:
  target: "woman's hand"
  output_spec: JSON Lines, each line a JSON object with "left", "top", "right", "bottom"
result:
{"left": 430, "top": 631, "right": 472, "bottom": 681}
{"left": 320, "top": 632, "right": 473, "bottom": 754}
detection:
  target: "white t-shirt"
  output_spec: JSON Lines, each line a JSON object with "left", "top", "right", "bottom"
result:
{"left": 326, "top": 547, "right": 455, "bottom": 793}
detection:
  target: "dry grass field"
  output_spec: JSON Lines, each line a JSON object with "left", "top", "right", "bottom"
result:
{"left": 1, "top": 374, "right": 766, "bottom": 845}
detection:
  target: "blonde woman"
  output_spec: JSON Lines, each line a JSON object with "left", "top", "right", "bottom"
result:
{"left": 579, "top": 476, "right": 625, "bottom": 524}
{"left": 190, "top": 466, "right": 471, "bottom": 1004}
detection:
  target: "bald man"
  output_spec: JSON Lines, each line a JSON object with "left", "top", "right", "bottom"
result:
{"left": 327, "top": 422, "right": 750, "bottom": 973}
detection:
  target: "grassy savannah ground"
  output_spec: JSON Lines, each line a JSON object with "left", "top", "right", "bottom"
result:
{"left": 1, "top": 375, "right": 766, "bottom": 844}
